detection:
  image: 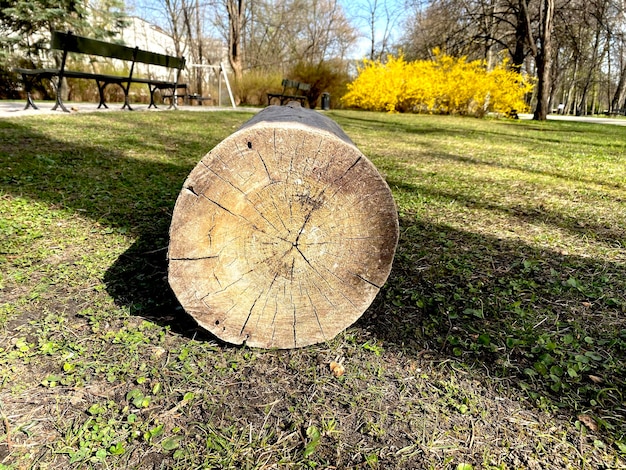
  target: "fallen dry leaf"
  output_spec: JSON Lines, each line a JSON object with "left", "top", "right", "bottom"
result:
{"left": 588, "top": 374, "right": 603, "bottom": 384}
{"left": 578, "top": 414, "right": 598, "bottom": 431}
{"left": 329, "top": 361, "right": 345, "bottom": 378}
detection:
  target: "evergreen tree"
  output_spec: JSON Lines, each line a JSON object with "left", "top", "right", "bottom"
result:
{"left": 0, "top": 0, "right": 127, "bottom": 65}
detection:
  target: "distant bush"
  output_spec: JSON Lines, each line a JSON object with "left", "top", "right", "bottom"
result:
{"left": 289, "top": 60, "right": 351, "bottom": 109}
{"left": 1, "top": 55, "right": 51, "bottom": 100}
{"left": 342, "top": 51, "right": 534, "bottom": 116}
{"left": 238, "top": 69, "right": 284, "bottom": 106}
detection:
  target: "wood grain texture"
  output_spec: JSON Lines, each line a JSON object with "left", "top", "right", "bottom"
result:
{"left": 168, "top": 105, "right": 398, "bottom": 348}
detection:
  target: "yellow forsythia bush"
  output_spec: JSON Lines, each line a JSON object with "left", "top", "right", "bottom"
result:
{"left": 342, "top": 51, "right": 534, "bottom": 116}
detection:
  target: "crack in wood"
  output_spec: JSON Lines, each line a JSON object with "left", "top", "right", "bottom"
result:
{"left": 271, "top": 198, "right": 290, "bottom": 233}
{"left": 327, "top": 174, "right": 382, "bottom": 201}
{"left": 309, "top": 259, "right": 360, "bottom": 310}
{"left": 303, "top": 283, "right": 327, "bottom": 341}
{"left": 300, "top": 136, "right": 323, "bottom": 178}
{"left": 202, "top": 298, "right": 237, "bottom": 325}
{"left": 247, "top": 199, "right": 282, "bottom": 235}
{"left": 255, "top": 272, "right": 279, "bottom": 331}
{"left": 201, "top": 159, "right": 247, "bottom": 196}
{"left": 335, "top": 156, "right": 362, "bottom": 182}
{"left": 213, "top": 272, "right": 222, "bottom": 288}
{"left": 239, "top": 289, "right": 265, "bottom": 336}
{"left": 353, "top": 272, "right": 382, "bottom": 289}
{"left": 202, "top": 269, "right": 253, "bottom": 298}
{"left": 200, "top": 194, "right": 239, "bottom": 218}
{"left": 292, "top": 303, "right": 297, "bottom": 347}
{"left": 270, "top": 299, "right": 279, "bottom": 345}
{"left": 307, "top": 275, "right": 337, "bottom": 309}
{"left": 289, "top": 256, "right": 295, "bottom": 281}
{"left": 256, "top": 149, "right": 273, "bottom": 182}
{"left": 199, "top": 194, "right": 271, "bottom": 238}
{"left": 293, "top": 211, "right": 313, "bottom": 248}
{"left": 169, "top": 255, "right": 218, "bottom": 261}
{"left": 289, "top": 251, "right": 353, "bottom": 311}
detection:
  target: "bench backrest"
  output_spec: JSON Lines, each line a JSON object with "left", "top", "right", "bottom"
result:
{"left": 51, "top": 31, "right": 185, "bottom": 70}
{"left": 281, "top": 79, "right": 311, "bottom": 92}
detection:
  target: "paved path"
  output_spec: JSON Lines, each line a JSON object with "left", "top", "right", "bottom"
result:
{"left": 0, "top": 100, "right": 259, "bottom": 118}
{"left": 518, "top": 113, "right": 626, "bottom": 126}
{"left": 3, "top": 102, "right": 626, "bottom": 126}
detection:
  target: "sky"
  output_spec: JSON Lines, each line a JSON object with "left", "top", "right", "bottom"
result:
{"left": 339, "top": 0, "right": 411, "bottom": 58}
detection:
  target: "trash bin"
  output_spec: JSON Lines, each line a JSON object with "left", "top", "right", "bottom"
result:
{"left": 321, "top": 92, "right": 330, "bottom": 110}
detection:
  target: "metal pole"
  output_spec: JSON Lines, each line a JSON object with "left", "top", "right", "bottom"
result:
{"left": 220, "top": 62, "right": 236, "bottom": 109}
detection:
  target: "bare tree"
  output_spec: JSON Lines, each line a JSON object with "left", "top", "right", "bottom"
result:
{"left": 346, "top": 0, "right": 405, "bottom": 60}
{"left": 290, "top": 0, "right": 357, "bottom": 62}
{"left": 244, "top": 0, "right": 299, "bottom": 70}
{"left": 225, "top": 0, "right": 245, "bottom": 92}
{"left": 521, "top": 0, "right": 555, "bottom": 119}
{"left": 401, "top": 0, "right": 502, "bottom": 61}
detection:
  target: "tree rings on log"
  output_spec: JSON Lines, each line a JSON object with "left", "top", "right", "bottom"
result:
{"left": 168, "top": 104, "right": 398, "bottom": 349}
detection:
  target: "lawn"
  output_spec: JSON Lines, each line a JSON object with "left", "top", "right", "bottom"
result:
{"left": 0, "top": 109, "right": 625, "bottom": 469}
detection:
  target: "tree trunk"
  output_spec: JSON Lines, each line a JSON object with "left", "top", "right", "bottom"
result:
{"left": 533, "top": 0, "right": 554, "bottom": 120}
{"left": 611, "top": 63, "right": 626, "bottom": 113}
{"left": 168, "top": 104, "right": 399, "bottom": 349}
{"left": 226, "top": 0, "right": 245, "bottom": 103}
{"left": 577, "top": 29, "right": 604, "bottom": 116}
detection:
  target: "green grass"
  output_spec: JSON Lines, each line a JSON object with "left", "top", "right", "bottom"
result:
{"left": 1, "top": 109, "right": 625, "bottom": 469}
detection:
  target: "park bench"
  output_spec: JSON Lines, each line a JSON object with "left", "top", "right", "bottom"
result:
{"left": 604, "top": 108, "right": 626, "bottom": 116}
{"left": 163, "top": 93, "right": 213, "bottom": 106}
{"left": 186, "top": 93, "right": 213, "bottom": 105}
{"left": 267, "top": 79, "right": 310, "bottom": 107}
{"left": 14, "top": 30, "right": 187, "bottom": 112}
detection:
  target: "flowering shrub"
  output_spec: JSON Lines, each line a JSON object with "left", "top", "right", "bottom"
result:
{"left": 342, "top": 51, "right": 534, "bottom": 116}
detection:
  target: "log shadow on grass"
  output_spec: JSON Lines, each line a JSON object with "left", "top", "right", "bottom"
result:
{"left": 103, "top": 236, "right": 215, "bottom": 340}
{"left": 358, "top": 212, "right": 626, "bottom": 443}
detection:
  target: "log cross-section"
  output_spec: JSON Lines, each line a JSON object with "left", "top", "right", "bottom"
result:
{"left": 168, "top": 104, "right": 399, "bottom": 349}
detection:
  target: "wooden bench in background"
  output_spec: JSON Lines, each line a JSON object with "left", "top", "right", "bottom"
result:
{"left": 267, "top": 79, "right": 310, "bottom": 107}
{"left": 14, "top": 31, "right": 187, "bottom": 112}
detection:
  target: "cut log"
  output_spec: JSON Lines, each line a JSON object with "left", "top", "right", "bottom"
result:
{"left": 168, "top": 104, "right": 398, "bottom": 349}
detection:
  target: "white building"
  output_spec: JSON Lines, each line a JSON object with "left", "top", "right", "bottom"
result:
{"left": 118, "top": 16, "right": 186, "bottom": 83}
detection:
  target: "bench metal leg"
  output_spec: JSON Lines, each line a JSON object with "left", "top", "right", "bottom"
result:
{"left": 51, "top": 91, "right": 70, "bottom": 113}
{"left": 121, "top": 83, "right": 133, "bottom": 111}
{"left": 24, "top": 92, "right": 39, "bottom": 110}
{"left": 51, "top": 97, "right": 69, "bottom": 112}
{"left": 147, "top": 84, "right": 159, "bottom": 109}
{"left": 167, "top": 91, "right": 179, "bottom": 110}
{"left": 20, "top": 74, "right": 40, "bottom": 110}
{"left": 51, "top": 75, "right": 70, "bottom": 112}
{"left": 96, "top": 80, "right": 109, "bottom": 109}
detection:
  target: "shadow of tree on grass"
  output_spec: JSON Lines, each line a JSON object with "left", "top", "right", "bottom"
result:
{"left": 357, "top": 176, "right": 626, "bottom": 442}
{"left": 3, "top": 111, "right": 625, "bottom": 445}
{"left": 1, "top": 112, "right": 252, "bottom": 338}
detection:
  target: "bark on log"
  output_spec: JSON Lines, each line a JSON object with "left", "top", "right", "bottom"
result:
{"left": 168, "top": 104, "right": 398, "bottom": 349}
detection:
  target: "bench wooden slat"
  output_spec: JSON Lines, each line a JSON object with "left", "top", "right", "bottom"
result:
{"left": 51, "top": 31, "right": 186, "bottom": 70}
{"left": 51, "top": 32, "right": 136, "bottom": 62}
